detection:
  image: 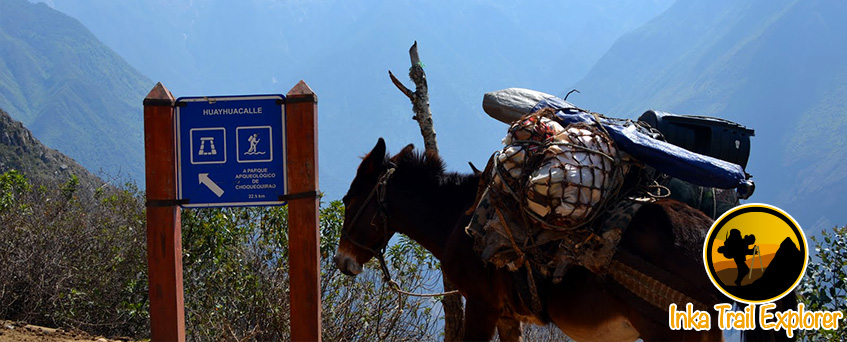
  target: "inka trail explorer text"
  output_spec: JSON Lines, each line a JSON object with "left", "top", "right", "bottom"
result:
{"left": 669, "top": 303, "right": 843, "bottom": 337}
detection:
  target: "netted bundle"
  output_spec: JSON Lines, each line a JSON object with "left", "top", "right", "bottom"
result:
{"left": 502, "top": 115, "right": 566, "bottom": 146}
{"left": 525, "top": 124, "right": 620, "bottom": 229}
{"left": 491, "top": 112, "right": 624, "bottom": 230}
{"left": 493, "top": 115, "right": 564, "bottom": 191}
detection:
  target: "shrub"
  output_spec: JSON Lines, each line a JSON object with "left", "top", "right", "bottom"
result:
{"left": 0, "top": 171, "right": 148, "bottom": 337}
{"left": 0, "top": 169, "right": 461, "bottom": 340}
{"left": 181, "top": 200, "right": 443, "bottom": 341}
{"left": 798, "top": 225, "right": 847, "bottom": 341}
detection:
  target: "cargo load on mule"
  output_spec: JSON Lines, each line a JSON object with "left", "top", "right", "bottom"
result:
{"left": 638, "top": 110, "right": 755, "bottom": 218}
{"left": 467, "top": 88, "right": 756, "bottom": 283}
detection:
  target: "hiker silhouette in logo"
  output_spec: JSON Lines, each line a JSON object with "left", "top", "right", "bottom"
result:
{"left": 717, "top": 229, "right": 756, "bottom": 286}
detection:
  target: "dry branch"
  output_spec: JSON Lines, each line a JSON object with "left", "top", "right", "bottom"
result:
{"left": 389, "top": 41, "right": 462, "bottom": 341}
{"left": 389, "top": 41, "right": 439, "bottom": 155}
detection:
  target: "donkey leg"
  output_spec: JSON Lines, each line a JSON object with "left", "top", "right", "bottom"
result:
{"left": 495, "top": 317, "right": 522, "bottom": 342}
{"left": 463, "top": 299, "right": 499, "bottom": 341}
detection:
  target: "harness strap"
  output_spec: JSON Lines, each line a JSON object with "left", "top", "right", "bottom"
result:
{"left": 343, "top": 166, "right": 460, "bottom": 298}
{"left": 342, "top": 168, "right": 396, "bottom": 255}
{"left": 607, "top": 249, "right": 722, "bottom": 323}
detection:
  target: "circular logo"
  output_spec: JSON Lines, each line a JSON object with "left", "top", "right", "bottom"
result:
{"left": 703, "top": 203, "right": 807, "bottom": 304}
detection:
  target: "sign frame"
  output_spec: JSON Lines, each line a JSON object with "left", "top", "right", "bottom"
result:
{"left": 144, "top": 81, "right": 321, "bottom": 342}
{"left": 174, "top": 94, "right": 288, "bottom": 208}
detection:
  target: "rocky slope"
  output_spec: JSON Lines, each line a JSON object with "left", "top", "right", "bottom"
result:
{"left": 0, "top": 107, "right": 104, "bottom": 190}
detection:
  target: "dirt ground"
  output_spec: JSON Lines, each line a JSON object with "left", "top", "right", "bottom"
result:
{"left": 0, "top": 321, "right": 130, "bottom": 342}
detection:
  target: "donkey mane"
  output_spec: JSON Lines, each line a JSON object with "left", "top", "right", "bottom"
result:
{"left": 388, "top": 148, "right": 478, "bottom": 194}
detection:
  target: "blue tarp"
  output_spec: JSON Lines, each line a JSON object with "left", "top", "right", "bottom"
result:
{"left": 531, "top": 97, "right": 753, "bottom": 194}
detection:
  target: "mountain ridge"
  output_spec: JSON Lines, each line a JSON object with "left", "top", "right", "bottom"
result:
{"left": 1, "top": 0, "right": 151, "bottom": 183}
{"left": 31, "top": 0, "right": 674, "bottom": 199}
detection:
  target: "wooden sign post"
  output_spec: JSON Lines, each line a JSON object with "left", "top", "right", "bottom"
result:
{"left": 143, "top": 81, "right": 320, "bottom": 341}
{"left": 284, "top": 81, "right": 321, "bottom": 342}
{"left": 143, "top": 83, "right": 186, "bottom": 342}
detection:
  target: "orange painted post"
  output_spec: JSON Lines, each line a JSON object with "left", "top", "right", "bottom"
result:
{"left": 143, "top": 82, "right": 186, "bottom": 342}
{"left": 285, "top": 80, "right": 321, "bottom": 341}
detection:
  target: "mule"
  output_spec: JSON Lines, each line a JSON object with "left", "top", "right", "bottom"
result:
{"left": 334, "top": 138, "right": 796, "bottom": 341}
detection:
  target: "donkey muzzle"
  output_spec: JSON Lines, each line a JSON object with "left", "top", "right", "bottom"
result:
{"left": 334, "top": 251, "right": 363, "bottom": 276}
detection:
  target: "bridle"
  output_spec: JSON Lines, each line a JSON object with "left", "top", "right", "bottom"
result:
{"left": 339, "top": 163, "right": 461, "bottom": 298}
{"left": 341, "top": 166, "right": 396, "bottom": 258}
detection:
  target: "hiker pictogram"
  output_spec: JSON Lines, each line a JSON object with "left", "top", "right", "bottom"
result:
{"left": 716, "top": 229, "right": 756, "bottom": 286}
{"left": 237, "top": 126, "right": 273, "bottom": 163}
{"left": 245, "top": 133, "right": 265, "bottom": 155}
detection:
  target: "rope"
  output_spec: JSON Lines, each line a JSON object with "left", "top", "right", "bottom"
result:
{"left": 494, "top": 206, "right": 543, "bottom": 314}
{"left": 387, "top": 280, "right": 461, "bottom": 298}
{"left": 494, "top": 206, "right": 527, "bottom": 263}
{"left": 376, "top": 252, "right": 460, "bottom": 298}
{"left": 590, "top": 112, "right": 616, "bottom": 145}
{"left": 491, "top": 157, "right": 593, "bottom": 232}
{"left": 646, "top": 182, "right": 671, "bottom": 199}
{"left": 547, "top": 141, "right": 616, "bottom": 162}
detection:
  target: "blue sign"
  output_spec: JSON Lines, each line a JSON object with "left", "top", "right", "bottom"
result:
{"left": 176, "top": 95, "right": 287, "bottom": 207}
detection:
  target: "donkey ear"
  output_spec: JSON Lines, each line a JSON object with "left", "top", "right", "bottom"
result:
{"left": 401, "top": 143, "right": 414, "bottom": 154}
{"left": 390, "top": 144, "right": 414, "bottom": 163}
{"left": 468, "top": 161, "right": 482, "bottom": 176}
{"left": 373, "top": 137, "right": 387, "bottom": 156}
{"left": 390, "top": 144, "right": 414, "bottom": 162}
{"left": 361, "top": 138, "right": 387, "bottom": 173}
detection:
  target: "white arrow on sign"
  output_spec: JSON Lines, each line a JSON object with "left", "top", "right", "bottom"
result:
{"left": 198, "top": 173, "right": 224, "bottom": 197}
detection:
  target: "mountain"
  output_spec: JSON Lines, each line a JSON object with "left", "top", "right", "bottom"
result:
{"left": 0, "top": 0, "right": 151, "bottom": 183}
{"left": 724, "top": 237, "right": 804, "bottom": 301}
{"left": 0, "top": 107, "right": 103, "bottom": 190}
{"left": 31, "top": 0, "right": 674, "bottom": 199}
{"left": 571, "top": 0, "right": 847, "bottom": 234}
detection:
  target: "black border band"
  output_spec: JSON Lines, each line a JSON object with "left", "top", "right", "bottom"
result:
{"left": 284, "top": 95, "right": 318, "bottom": 104}
{"left": 279, "top": 190, "right": 320, "bottom": 201}
{"left": 143, "top": 98, "right": 175, "bottom": 106}
{"left": 146, "top": 199, "right": 190, "bottom": 207}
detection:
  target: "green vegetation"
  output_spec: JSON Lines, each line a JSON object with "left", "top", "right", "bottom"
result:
{"left": 180, "top": 201, "right": 445, "bottom": 340}
{"left": 0, "top": 170, "right": 444, "bottom": 340}
{"left": 0, "top": 170, "right": 148, "bottom": 337}
{"left": 799, "top": 225, "right": 847, "bottom": 341}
